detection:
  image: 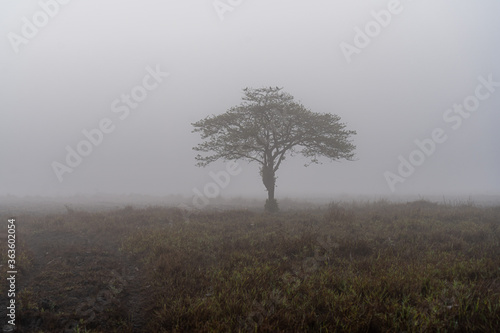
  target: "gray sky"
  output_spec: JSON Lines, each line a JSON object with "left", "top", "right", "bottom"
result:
{"left": 1, "top": 0, "right": 499, "bottom": 199}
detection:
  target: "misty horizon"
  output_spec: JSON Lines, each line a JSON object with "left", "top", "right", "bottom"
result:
{"left": 2, "top": 0, "right": 499, "bottom": 201}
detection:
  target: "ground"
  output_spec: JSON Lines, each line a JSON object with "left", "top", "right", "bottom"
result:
{"left": 1, "top": 200, "right": 499, "bottom": 332}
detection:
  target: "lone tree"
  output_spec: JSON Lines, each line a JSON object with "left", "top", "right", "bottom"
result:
{"left": 192, "top": 87, "right": 356, "bottom": 212}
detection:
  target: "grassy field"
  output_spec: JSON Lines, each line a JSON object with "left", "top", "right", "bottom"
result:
{"left": 1, "top": 200, "right": 499, "bottom": 332}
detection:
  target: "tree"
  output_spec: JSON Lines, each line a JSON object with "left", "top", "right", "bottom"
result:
{"left": 192, "top": 87, "right": 357, "bottom": 212}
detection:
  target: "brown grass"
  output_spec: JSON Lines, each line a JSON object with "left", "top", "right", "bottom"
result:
{"left": 0, "top": 200, "right": 499, "bottom": 332}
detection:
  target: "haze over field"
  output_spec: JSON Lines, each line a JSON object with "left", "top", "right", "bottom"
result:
{"left": 1, "top": 0, "right": 499, "bottom": 201}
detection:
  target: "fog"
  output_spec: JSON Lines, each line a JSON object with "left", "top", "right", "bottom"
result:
{"left": 1, "top": 0, "right": 499, "bottom": 204}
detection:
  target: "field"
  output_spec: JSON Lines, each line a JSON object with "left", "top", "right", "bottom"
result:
{"left": 1, "top": 200, "right": 499, "bottom": 332}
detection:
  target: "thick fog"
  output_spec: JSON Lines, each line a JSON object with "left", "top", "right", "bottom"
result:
{"left": 1, "top": 0, "right": 499, "bottom": 201}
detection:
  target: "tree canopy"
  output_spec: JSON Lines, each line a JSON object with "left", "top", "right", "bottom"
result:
{"left": 192, "top": 87, "right": 356, "bottom": 212}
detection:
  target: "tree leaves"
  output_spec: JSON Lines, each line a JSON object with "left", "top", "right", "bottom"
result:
{"left": 192, "top": 86, "right": 356, "bottom": 170}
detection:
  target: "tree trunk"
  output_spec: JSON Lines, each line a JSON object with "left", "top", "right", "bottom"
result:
{"left": 262, "top": 164, "right": 275, "bottom": 197}
{"left": 267, "top": 185, "right": 275, "bottom": 202}
{"left": 262, "top": 165, "right": 278, "bottom": 212}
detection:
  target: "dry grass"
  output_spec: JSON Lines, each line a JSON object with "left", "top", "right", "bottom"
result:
{"left": 1, "top": 200, "right": 499, "bottom": 332}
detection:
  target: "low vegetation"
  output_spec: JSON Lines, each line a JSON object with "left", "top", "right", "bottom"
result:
{"left": 1, "top": 200, "right": 499, "bottom": 332}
